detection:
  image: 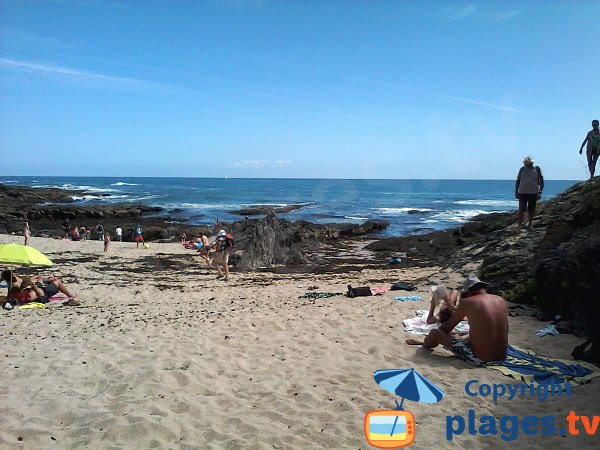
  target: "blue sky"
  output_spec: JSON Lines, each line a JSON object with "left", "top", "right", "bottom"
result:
{"left": 0, "top": 0, "right": 597, "bottom": 179}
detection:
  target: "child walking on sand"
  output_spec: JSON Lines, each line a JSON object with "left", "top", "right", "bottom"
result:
{"left": 23, "top": 222, "right": 31, "bottom": 246}
{"left": 134, "top": 225, "right": 144, "bottom": 248}
{"left": 104, "top": 232, "right": 111, "bottom": 252}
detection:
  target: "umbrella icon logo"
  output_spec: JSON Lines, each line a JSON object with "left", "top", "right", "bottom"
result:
{"left": 364, "top": 368, "right": 444, "bottom": 448}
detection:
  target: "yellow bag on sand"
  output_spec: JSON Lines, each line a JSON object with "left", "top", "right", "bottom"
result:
{"left": 18, "top": 302, "right": 45, "bottom": 309}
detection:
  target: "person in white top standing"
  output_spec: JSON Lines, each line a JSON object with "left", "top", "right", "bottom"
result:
{"left": 515, "top": 156, "right": 544, "bottom": 230}
{"left": 115, "top": 226, "right": 123, "bottom": 242}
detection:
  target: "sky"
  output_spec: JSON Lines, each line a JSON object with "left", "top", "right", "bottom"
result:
{"left": 0, "top": 0, "right": 598, "bottom": 180}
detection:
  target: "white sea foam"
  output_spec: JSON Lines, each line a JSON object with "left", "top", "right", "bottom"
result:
{"left": 111, "top": 181, "right": 139, "bottom": 186}
{"left": 373, "top": 207, "right": 433, "bottom": 214}
{"left": 121, "top": 194, "right": 164, "bottom": 202}
{"left": 344, "top": 216, "right": 370, "bottom": 220}
{"left": 431, "top": 209, "right": 499, "bottom": 223}
{"left": 71, "top": 194, "right": 129, "bottom": 201}
{"left": 454, "top": 199, "right": 518, "bottom": 207}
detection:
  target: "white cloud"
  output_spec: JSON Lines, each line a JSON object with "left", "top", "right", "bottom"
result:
{"left": 448, "top": 4, "right": 479, "bottom": 21}
{"left": 444, "top": 4, "right": 522, "bottom": 23}
{"left": 0, "top": 58, "right": 169, "bottom": 91}
{"left": 491, "top": 9, "right": 522, "bottom": 23}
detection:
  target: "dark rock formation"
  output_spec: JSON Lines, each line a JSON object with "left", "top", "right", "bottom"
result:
{"left": 231, "top": 204, "right": 305, "bottom": 216}
{"left": 227, "top": 212, "right": 388, "bottom": 269}
{"left": 0, "top": 183, "right": 389, "bottom": 270}
{"left": 367, "top": 178, "right": 600, "bottom": 335}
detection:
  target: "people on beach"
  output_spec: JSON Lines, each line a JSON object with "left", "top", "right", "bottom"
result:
{"left": 515, "top": 156, "right": 544, "bottom": 230}
{"left": 425, "top": 284, "right": 459, "bottom": 324}
{"left": 96, "top": 223, "right": 104, "bottom": 241}
{"left": 405, "top": 274, "right": 508, "bottom": 364}
{"left": 22, "top": 221, "right": 30, "bottom": 246}
{"left": 104, "top": 232, "right": 111, "bottom": 252}
{"left": 579, "top": 119, "right": 600, "bottom": 179}
{"left": 79, "top": 226, "right": 88, "bottom": 241}
{"left": 196, "top": 235, "right": 211, "bottom": 263}
{"left": 212, "top": 229, "right": 233, "bottom": 281}
{"left": 62, "top": 218, "right": 71, "bottom": 239}
{"left": 134, "top": 224, "right": 144, "bottom": 248}
{"left": 71, "top": 226, "right": 81, "bottom": 241}
{"left": 115, "top": 226, "right": 123, "bottom": 242}
{"left": 1, "top": 270, "right": 80, "bottom": 306}
{"left": 180, "top": 231, "right": 187, "bottom": 244}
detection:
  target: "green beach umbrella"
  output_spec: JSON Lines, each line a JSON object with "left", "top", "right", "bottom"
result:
{"left": 0, "top": 243, "right": 53, "bottom": 267}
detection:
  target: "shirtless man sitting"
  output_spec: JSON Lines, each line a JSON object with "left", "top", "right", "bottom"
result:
{"left": 406, "top": 275, "right": 508, "bottom": 364}
{"left": 1, "top": 270, "right": 80, "bottom": 306}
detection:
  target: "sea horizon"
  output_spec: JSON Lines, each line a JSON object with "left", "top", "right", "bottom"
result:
{"left": 1, "top": 176, "right": 579, "bottom": 237}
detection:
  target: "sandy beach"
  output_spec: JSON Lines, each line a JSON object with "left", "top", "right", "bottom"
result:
{"left": 1, "top": 233, "right": 598, "bottom": 450}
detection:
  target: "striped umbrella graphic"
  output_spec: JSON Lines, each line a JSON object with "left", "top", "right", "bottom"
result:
{"left": 373, "top": 369, "right": 444, "bottom": 437}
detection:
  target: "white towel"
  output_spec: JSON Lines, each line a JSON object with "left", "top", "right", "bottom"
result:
{"left": 403, "top": 310, "right": 470, "bottom": 335}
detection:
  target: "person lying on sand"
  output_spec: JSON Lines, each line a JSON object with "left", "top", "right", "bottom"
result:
{"left": 406, "top": 275, "right": 507, "bottom": 364}
{"left": 426, "top": 284, "right": 459, "bottom": 324}
{"left": 1, "top": 270, "right": 80, "bottom": 306}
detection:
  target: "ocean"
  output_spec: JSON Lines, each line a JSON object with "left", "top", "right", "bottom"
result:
{"left": 0, "top": 177, "right": 578, "bottom": 237}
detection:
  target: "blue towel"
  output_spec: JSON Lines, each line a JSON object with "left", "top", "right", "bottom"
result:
{"left": 393, "top": 295, "right": 422, "bottom": 301}
{"left": 486, "top": 345, "right": 600, "bottom": 387}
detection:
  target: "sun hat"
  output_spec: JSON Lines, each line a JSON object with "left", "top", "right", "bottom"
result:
{"left": 461, "top": 274, "right": 489, "bottom": 293}
{"left": 217, "top": 230, "right": 227, "bottom": 236}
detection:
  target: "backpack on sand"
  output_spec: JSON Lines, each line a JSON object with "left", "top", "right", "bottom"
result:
{"left": 347, "top": 285, "right": 372, "bottom": 298}
{"left": 571, "top": 336, "right": 600, "bottom": 366}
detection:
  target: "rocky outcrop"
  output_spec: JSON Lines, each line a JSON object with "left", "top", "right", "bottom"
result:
{"left": 368, "top": 178, "right": 600, "bottom": 335}
{"left": 0, "top": 184, "right": 163, "bottom": 237}
{"left": 227, "top": 212, "right": 388, "bottom": 269}
{"left": 0, "top": 183, "right": 389, "bottom": 269}
{"left": 231, "top": 204, "right": 305, "bottom": 216}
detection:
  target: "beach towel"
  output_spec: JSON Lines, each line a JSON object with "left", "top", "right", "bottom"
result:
{"left": 403, "top": 309, "right": 469, "bottom": 335}
{"left": 371, "top": 286, "right": 391, "bottom": 296}
{"left": 534, "top": 324, "right": 560, "bottom": 336}
{"left": 299, "top": 292, "right": 342, "bottom": 299}
{"left": 394, "top": 295, "right": 422, "bottom": 301}
{"left": 486, "top": 345, "right": 600, "bottom": 387}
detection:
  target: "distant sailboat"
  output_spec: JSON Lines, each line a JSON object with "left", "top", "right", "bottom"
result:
{"left": 225, "top": 176, "right": 228, "bottom": 180}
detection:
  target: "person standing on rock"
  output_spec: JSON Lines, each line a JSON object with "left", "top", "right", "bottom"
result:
{"left": 515, "top": 156, "right": 544, "bottom": 230}
{"left": 579, "top": 119, "right": 600, "bottom": 179}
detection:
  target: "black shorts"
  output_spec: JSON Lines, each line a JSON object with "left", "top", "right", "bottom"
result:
{"left": 518, "top": 194, "right": 537, "bottom": 213}
{"left": 36, "top": 283, "right": 58, "bottom": 298}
